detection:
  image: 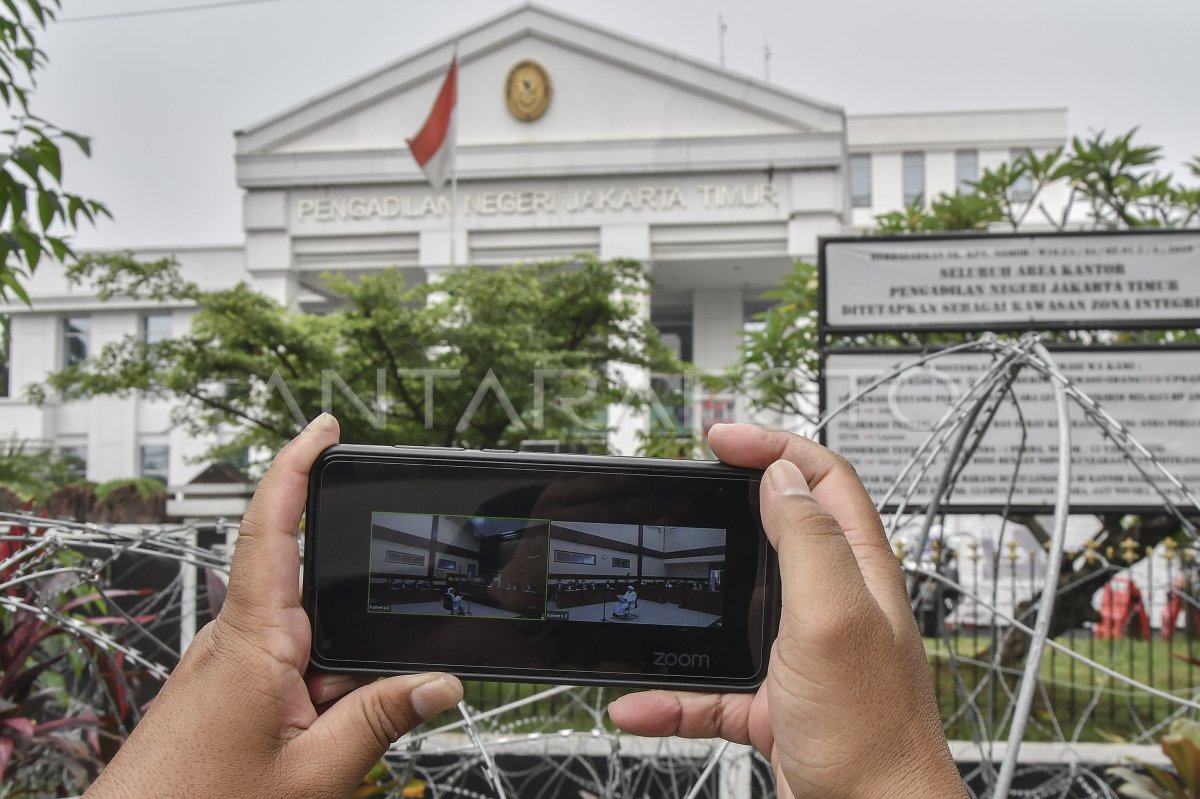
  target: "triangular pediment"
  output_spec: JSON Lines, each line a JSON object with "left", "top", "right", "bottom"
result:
{"left": 236, "top": 4, "right": 844, "bottom": 156}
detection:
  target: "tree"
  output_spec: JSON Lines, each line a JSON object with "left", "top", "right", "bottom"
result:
{"left": 0, "top": 0, "right": 108, "bottom": 303}
{"left": 33, "top": 254, "right": 680, "bottom": 466}
{"left": 737, "top": 129, "right": 1200, "bottom": 658}
{"left": 0, "top": 439, "right": 85, "bottom": 502}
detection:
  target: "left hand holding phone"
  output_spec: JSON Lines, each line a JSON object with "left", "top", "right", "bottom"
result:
{"left": 84, "top": 414, "right": 463, "bottom": 799}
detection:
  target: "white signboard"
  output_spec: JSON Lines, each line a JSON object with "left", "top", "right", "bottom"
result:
{"left": 823, "top": 233, "right": 1200, "bottom": 331}
{"left": 824, "top": 350, "right": 1200, "bottom": 509}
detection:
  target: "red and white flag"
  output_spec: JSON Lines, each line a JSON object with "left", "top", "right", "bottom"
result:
{"left": 406, "top": 56, "right": 457, "bottom": 189}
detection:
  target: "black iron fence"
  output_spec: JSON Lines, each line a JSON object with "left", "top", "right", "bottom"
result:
{"left": 915, "top": 539, "right": 1200, "bottom": 744}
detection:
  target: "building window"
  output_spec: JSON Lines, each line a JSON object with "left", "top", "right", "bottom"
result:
{"left": 437, "top": 558, "right": 457, "bottom": 571}
{"left": 849, "top": 154, "right": 872, "bottom": 208}
{"left": 955, "top": 150, "right": 979, "bottom": 193}
{"left": 139, "top": 444, "right": 169, "bottom": 484}
{"left": 385, "top": 551, "right": 425, "bottom": 566}
{"left": 62, "top": 317, "right": 90, "bottom": 368}
{"left": 612, "top": 556, "right": 631, "bottom": 569}
{"left": 1011, "top": 148, "right": 1033, "bottom": 202}
{"left": 59, "top": 446, "right": 87, "bottom": 482}
{"left": 553, "top": 549, "right": 596, "bottom": 565}
{"left": 902, "top": 152, "right": 925, "bottom": 206}
{"left": 221, "top": 447, "right": 251, "bottom": 473}
{"left": 142, "top": 313, "right": 172, "bottom": 344}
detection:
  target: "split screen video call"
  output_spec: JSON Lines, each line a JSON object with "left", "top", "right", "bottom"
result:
{"left": 367, "top": 511, "right": 728, "bottom": 628}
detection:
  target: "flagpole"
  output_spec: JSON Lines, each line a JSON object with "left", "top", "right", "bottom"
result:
{"left": 449, "top": 43, "right": 459, "bottom": 270}
{"left": 407, "top": 44, "right": 458, "bottom": 272}
{"left": 450, "top": 157, "right": 458, "bottom": 269}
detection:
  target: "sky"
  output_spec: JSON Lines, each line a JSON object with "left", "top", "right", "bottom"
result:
{"left": 32, "top": 0, "right": 1200, "bottom": 249}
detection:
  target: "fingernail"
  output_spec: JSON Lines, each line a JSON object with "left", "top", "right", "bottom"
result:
{"left": 411, "top": 673, "right": 463, "bottom": 720}
{"left": 764, "top": 459, "right": 811, "bottom": 497}
{"left": 305, "top": 412, "right": 335, "bottom": 433}
{"left": 314, "top": 675, "right": 357, "bottom": 704}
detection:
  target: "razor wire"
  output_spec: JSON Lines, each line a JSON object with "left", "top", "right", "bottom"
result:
{"left": 3, "top": 333, "right": 1199, "bottom": 797}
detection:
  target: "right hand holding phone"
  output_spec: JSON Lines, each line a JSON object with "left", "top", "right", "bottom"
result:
{"left": 607, "top": 424, "right": 967, "bottom": 799}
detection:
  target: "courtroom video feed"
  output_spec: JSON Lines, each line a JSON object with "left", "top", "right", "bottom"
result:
{"left": 546, "top": 522, "right": 726, "bottom": 627}
{"left": 368, "top": 512, "right": 549, "bottom": 620}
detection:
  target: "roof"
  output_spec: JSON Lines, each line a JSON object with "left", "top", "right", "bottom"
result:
{"left": 235, "top": 3, "right": 845, "bottom": 156}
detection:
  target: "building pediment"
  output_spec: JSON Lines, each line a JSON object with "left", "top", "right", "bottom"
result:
{"left": 235, "top": 4, "right": 844, "bottom": 167}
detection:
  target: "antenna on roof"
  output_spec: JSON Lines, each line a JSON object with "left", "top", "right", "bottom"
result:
{"left": 763, "top": 35, "right": 771, "bottom": 82}
{"left": 718, "top": 14, "right": 727, "bottom": 68}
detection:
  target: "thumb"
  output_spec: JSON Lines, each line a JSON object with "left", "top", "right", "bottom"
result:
{"left": 288, "top": 673, "right": 463, "bottom": 791}
{"left": 760, "top": 459, "right": 872, "bottom": 611}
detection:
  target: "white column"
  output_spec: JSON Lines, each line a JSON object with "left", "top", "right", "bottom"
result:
{"left": 692, "top": 290, "right": 743, "bottom": 372}
{"left": 872, "top": 152, "right": 904, "bottom": 214}
{"left": 244, "top": 192, "right": 297, "bottom": 307}
{"left": 246, "top": 241, "right": 298, "bottom": 308}
{"left": 601, "top": 224, "right": 651, "bottom": 456}
{"left": 692, "top": 289, "right": 744, "bottom": 433}
{"left": 6, "top": 314, "right": 57, "bottom": 443}
{"left": 420, "top": 229, "right": 469, "bottom": 270}
{"left": 86, "top": 311, "right": 140, "bottom": 482}
{"left": 927, "top": 150, "right": 956, "bottom": 200}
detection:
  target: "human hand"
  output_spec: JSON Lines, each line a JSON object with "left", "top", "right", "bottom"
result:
{"left": 608, "top": 424, "right": 966, "bottom": 799}
{"left": 85, "top": 414, "right": 463, "bottom": 799}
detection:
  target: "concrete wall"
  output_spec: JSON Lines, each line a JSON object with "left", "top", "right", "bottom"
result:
{"left": 370, "top": 538, "right": 429, "bottom": 576}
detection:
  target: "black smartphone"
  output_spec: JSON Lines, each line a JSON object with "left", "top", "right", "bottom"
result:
{"left": 302, "top": 445, "right": 779, "bottom": 691}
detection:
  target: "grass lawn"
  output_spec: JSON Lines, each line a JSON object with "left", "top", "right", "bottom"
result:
{"left": 925, "top": 632, "right": 1200, "bottom": 743}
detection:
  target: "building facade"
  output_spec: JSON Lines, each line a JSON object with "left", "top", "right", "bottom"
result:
{"left": 0, "top": 4, "right": 1068, "bottom": 486}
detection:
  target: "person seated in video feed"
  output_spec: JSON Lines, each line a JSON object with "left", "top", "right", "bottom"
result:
{"left": 613, "top": 585, "right": 638, "bottom": 619}
{"left": 444, "top": 586, "right": 467, "bottom": 616}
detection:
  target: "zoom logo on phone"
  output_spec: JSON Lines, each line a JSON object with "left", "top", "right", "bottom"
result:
{"left": 653, "top": 651, "right": 712, "bottom": 669}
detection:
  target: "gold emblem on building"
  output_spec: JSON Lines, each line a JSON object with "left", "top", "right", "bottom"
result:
{"left": 505, "top": 60, "right": 551, "bottom": 122}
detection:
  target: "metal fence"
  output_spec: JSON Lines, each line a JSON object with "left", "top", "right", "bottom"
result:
{"left": 5, "top": 512, "right": 1199, "bottom": 798}
{"left": 912, "top": 539, "right": 1200, "bottom": 746}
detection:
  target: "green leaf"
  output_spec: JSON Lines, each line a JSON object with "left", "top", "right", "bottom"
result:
{"left": 1140, "top": 761, "right": 1187, "bottom": 799}
{"left": 36, "top": 187, "right": 53, "bottom": 229}
{"left": 46, "top": 234, "right": 69, "bottom": 260}
{"left": 31, "top": 137, "right": 60, "bottom": 181}
{"left": 9, "top": 181, "right": 27, "bottom": 220}
{"left": 13, "top": 46, "right": 33, "bottom": 70}
{"left": 15, "top": 226, "right": 40, "bottom": 270}
{"left": 10, "top": 149, "right": 42, "bottom": 186}
{"left": 62, "top": 130, "right": 91, "bottom": 157}
{"left": 0, "top": 265, "right": 31, "bottom": 305}
{"left": 89, "top": 198, "right": 112, "bottom": 220}
{"left": 1108, "top": 766, "right": 1174, "bottom": 799}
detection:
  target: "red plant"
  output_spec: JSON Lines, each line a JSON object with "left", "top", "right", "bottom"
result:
{"left": 0, "top": 517, "right": 158, "bottom": 793}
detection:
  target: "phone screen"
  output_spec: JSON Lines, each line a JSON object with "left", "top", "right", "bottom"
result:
{"left": 368, "top": 510, "right": 727, "bottom": 628}
{"left": 306, "top": 449, "right": 772, "bottom": 689}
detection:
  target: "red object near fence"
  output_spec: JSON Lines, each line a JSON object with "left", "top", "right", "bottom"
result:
{"left": 1095, "top": 576, "right": 1151, "bottom": 640}
{"left": 1160, "top": 575, "right": 1200, "bottom": 641}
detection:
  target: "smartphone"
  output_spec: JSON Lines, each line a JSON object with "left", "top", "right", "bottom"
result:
{"left": 303, "top": 445, "right": 779, "bottom": 691}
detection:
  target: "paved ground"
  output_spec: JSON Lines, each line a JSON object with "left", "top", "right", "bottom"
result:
{"left": 546, "top": 599, "right": 720, "bottom": 627}
{"left": 384, "top": 600, "right": 525, "bottom": 619}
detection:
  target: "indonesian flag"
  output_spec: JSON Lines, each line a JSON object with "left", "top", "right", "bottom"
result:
{"left": 406, "top": 56, "right": 457, "bottom": 189}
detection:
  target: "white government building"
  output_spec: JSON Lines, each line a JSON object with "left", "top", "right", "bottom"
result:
{"left": 0, "top": 4, "right": 1069, "bottom": 488}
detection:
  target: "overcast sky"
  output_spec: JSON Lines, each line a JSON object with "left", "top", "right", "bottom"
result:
{"left": 34, "top": 0, "right": 1200, "bottom": 249}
